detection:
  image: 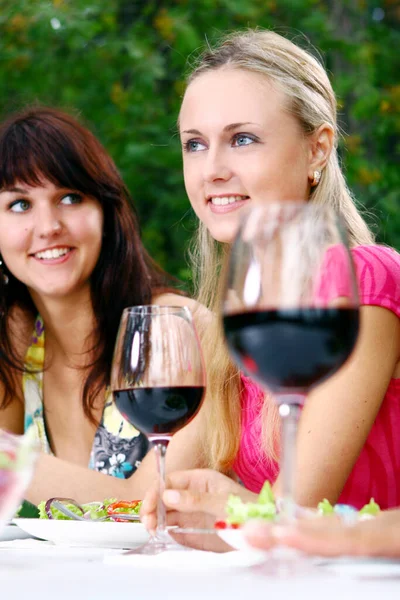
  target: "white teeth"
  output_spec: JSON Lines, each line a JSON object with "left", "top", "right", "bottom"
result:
{"left": 210, "top": 195, "right": 247, "bottom": 206}
{"left": 35, "top": 248, "right": 70, "bottom": 260}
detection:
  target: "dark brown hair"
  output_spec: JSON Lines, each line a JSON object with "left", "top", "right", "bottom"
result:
{"left": 0, "top": 106, "right": 174, "bottom": 419}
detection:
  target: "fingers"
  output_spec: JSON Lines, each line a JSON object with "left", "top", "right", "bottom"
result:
{"left": 169, "top": 530, "right": 232, "bottom": 553}
{"left": 140, "top": 484, "right": 158, "bottom": 532}
{"left": 164, "top": 469, "right": 207, "bottom": 491}
{"left": 243, "top": 518, "right": 366, "bottom": 557}
{"left": 140, "top": 485, "right": 157, "bottom": 517}
{"left": 243, "top": 521, "right": 276, "bottom": 551}
{"left": 253, "top": 518, "right": 386, "bottom": 558}
{"left": 277, "top": 523, "right": 357, "bottom": 557}
{"left": 162, "top": 489, "right": 226, "bottom": 519}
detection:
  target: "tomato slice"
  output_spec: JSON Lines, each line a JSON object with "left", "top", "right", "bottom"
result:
{"left": 214, "top": 520, "right": 242, "bottom": 529}
{"left": 106, "top": 500, "right": 141, "bottom": 515}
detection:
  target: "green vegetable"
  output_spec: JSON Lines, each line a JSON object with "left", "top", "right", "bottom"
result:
{"left": 226, "top": 483, "right": 381, "bottom": 524}
{"left": 317, "top": 499, "right": 335, "bottom": 515}
{"left": 317, "top": 498, "right": 381, "bottom": 517}
{"left": 38, "top": 498, "right": 117, "bottom": 520}
{"left": 15, "top": 500, "right": 40, "bottom": 519}
{"left": 359, "top": 498, "right": 380, "bottom": 516}
{"left": 225, "top": 481, "right": 276, "bottom": 524}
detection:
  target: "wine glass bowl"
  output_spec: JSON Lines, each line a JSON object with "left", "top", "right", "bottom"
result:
{"left": 223, "top": 202, "right": 359, "bottom": 397}
{"left": 0, "top": 430, "right": 38, "bottom": 534}
{"left": 111, "top": 306, "right": 205, "bottom": 440}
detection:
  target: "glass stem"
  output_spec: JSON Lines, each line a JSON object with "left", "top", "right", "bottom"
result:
{"left": 278, "top": 397, "right": 302, "bottom": 522}
{"left": 153, "top": 440, "right": 169, "bottom": 536}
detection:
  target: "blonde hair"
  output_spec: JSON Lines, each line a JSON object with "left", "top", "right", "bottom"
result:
{"left": 186, "top": 29, "right": 374, "bottom": 472}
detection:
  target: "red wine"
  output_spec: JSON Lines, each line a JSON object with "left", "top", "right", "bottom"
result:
{"left": 223, "top": 308, "right": 359, "bottom": 392}
{"left": 113, "top": 386, "right": 205, "bottom": 437}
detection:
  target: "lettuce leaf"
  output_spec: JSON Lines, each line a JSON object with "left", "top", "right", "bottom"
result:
{"left": 38, "top": 498, "right": 117, "bottom": 520}
{"left": 225, "top": 481, "right": 276, "bottom": 524}
{"left": 359, "top": 498, "right": 380, "bottom": 516}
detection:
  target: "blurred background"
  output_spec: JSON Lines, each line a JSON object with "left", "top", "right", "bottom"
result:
{"left": 0, "top": 0, "right": 399, "bottom": 285}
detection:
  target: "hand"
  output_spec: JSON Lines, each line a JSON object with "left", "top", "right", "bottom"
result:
{"left": 244, "top": 509, "right": 400, "bottom": 558}
{"left": 140, "top": 468, "right": 256, "bottom": 551}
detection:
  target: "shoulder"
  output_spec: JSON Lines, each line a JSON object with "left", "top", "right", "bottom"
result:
{"left": 153, "top": 291, "right": 194, "bottom": 309}
{"left": 352, "top": 244, "right": 400, "bottom": 273}
{"left": 152, "top": 292, "right": 213, "bottom": 334}
{"left": 352, "top": 245, "right": 400, "bottom": 318}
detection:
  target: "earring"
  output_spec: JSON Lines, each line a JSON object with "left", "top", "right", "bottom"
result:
{"left": 311, "top": 170, "right": 321, "bottom": 187}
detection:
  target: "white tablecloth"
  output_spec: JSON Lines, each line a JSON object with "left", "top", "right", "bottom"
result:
{"left": 1, "top": 538, "right": 400, "bottom": 599}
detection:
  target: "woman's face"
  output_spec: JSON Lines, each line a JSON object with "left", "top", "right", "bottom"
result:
{"left": 179, "top": 68, "right": 313, "bottom": 243}
{"left": 0, "top": 178, "right": 103, "bottom": 302}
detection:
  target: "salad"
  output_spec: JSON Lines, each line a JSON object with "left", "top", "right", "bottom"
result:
{"left": 38, "top": 498, "right": 142, "bottom": 521}
{"left": 214, "top": 481, "right": 380, "bottom": 529}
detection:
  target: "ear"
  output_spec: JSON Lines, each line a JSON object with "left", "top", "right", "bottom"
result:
{"left": 308, "top": 123, "right": 334, "bottom": 178}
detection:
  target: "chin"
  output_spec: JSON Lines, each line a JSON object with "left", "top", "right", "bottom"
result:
{"left": 31, "top": 281, "right": 87, "bottom": 300}
{"left": 209, "top": 227, "right": 238, "bottom": 245}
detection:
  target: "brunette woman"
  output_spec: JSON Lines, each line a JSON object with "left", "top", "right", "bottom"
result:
{"left": 0, "top": 106, "right": 206, "bottom": 503}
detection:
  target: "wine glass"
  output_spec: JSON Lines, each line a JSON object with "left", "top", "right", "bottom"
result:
{"left": 110, "top": 305, "right": 206, "bottom": 555}
{"left": 0, "top": 430, "right": 39, "bottom": 534}
{"left": 222, "top": 202, "right": 359, "bottom": 571}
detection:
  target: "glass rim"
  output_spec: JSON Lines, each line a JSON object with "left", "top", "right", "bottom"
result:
{"left": 122, "top": 305, "right": 191, "bottom": 317}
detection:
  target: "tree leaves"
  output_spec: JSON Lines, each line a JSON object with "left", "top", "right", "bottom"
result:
{"left": 0, "top": 0, "right": 398, "bottom": 285}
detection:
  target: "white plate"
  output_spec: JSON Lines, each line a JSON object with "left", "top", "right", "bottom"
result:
{"left": 0, "top": 523, "right": 34, "bottom": 542}
{"left": 13, "top": 518, "right": 149, "bottom": 549}
{"left": 216, "top": 527, "right": 256, "bottom": 552}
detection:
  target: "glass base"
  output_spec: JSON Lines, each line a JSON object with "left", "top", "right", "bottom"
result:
{"left": 123, "top": 530, "right": 191, "bottom": 555}
{"left": 252, "top": 546, "right": 323, "bottom": 578}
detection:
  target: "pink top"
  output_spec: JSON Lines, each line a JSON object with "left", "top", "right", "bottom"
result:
{"left": 233, "top": 244, "right": 400, "bottom": 509}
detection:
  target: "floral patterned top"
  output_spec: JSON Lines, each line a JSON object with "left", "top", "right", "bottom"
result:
{"left": 23, "top": 315, "right": 150, "bottom": 478}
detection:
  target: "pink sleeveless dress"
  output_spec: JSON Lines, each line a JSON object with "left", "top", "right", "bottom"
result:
{"left": 233, "top": 244, "right": 400, "bottom": 509}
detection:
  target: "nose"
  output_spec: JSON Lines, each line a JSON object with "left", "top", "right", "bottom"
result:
{"left": 36, "top": 205, "right": 63, "bottom": 239}
{"left": 203, "top": 147, "right": 233, "bottom": 183}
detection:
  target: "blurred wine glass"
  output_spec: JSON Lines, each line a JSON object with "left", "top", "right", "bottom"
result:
{"left": 222, "top": 202, "right": 359, "bottom": 571}
{"left": 0, "top": 430, "right": 38, "bottom": 534}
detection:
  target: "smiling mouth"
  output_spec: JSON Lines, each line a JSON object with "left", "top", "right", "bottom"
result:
{"left": 209, "top": 195, "right": 249, "bottom": 206}
{"left": 33, "top": 247, "right": 73, "bottom": 260}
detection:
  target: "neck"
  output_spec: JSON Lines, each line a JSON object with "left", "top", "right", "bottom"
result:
{"left": 30, "top": 288, "right": 96, "bottom": 363}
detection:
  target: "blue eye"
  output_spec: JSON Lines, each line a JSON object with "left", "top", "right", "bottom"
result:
{"left": 9, "top": 199, "right": 30, "bottom": 213}
{"left": 61, "top": 193, "right": 82, "bottom": 205}
{"left": 232, "top": 134, "right": 256, "bottom": 147}
{"left": 183, "top": 140, "right": 207, "bottom": 153}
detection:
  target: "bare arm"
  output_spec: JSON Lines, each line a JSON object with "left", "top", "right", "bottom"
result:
{"left": 26, "top": 405, "right": 207, "bottom": 504}
{"left": 274, "top": 306, "right": 400, "bottom": 506}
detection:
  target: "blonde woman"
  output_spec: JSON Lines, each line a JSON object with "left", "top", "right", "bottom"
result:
{"left": 141, "top": 28, "right": 400, "bottom": 535}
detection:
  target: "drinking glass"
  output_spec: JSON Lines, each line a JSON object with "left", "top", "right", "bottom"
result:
{"left": 110, "top": 305, "right": 206, "bottom": 554}
{"left": 222, "top": 202, "right": 359, "bottom": 571}
{"left": 0, "top": 430, "right": 39, "bottom": 534}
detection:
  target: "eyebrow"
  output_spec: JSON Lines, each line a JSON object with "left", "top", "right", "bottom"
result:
{"left": 0, "top": 186, "right": 30, "bottom": 194}
{"left": 181, "top": 122, "right": 259, "bottom": 135}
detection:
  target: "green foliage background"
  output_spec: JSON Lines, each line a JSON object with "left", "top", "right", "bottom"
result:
{"left": 0, "top": 0, "right": 399, "bottom": 284}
